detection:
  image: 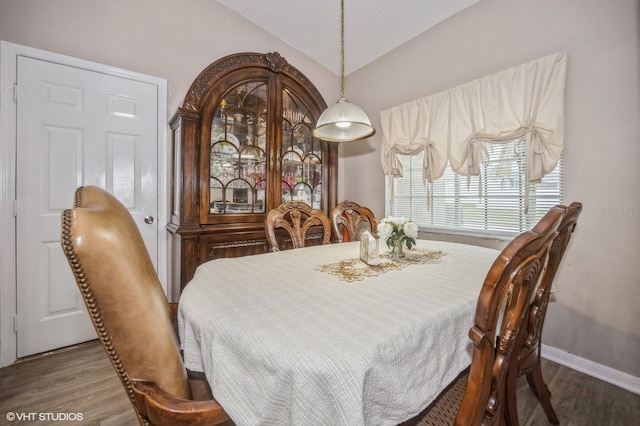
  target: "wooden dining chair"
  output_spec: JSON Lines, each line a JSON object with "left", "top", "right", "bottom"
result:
{"left": 409, "top": 206, "right": 564, "bottom": 426}
{"left": 61, "top": 186, "right": 231, "bottom": 426}
{"left": 330, "top": 200, "right": 377, "bottom": 243}
{"left": 265, "top": 200, "right": 331, "bottom": 251}
{"left": 505, "top": 202, "right": 583, "bottom": 426}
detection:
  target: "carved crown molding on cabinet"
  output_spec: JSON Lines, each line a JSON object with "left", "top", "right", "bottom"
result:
{"left": 181, "top": 52, "right": 326, "bottom": 112}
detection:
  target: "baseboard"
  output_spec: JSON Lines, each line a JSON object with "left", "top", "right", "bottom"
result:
{"left": 541, "top": 344, "right": 640, "bottom": 395}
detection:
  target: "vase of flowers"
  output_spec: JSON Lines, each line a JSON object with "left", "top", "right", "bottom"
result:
{"left": 377, "top": 216, "right": 418, "bottom": 259}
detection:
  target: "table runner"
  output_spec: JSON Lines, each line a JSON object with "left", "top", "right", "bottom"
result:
{"left": 179, "top": 240, "right": 499, "bottom": 426}
{"left": 315, "top": 248, "right": 446, "bottom": 282}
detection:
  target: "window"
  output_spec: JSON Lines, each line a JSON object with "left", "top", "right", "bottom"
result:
{"left": 385, "top": 138, "right": 563, "bottom": 238}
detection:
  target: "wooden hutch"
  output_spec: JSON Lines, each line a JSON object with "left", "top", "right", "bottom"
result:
{"left": 168, "top": 52, "right": 338, "bottom": 290}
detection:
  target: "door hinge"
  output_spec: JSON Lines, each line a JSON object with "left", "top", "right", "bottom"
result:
{"left": 13, "top": 315, "right": 18, "bottom": 333}
{"left": 13, "top": 82, "right": 17, "bottom": 102}
{"left": 13, "top": 200, "right": 17, "bottom": 217}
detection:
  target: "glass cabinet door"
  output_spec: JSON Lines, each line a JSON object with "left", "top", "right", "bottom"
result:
{"left": 209, "top": 81, "right": 268, "bottom": 214}
{"left": 280, "top": 88, "right": 323, "bottom": 209}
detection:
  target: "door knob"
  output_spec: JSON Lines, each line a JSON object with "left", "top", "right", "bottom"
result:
{"left": 144, "top": 216, "right": 154, "bottom": 224}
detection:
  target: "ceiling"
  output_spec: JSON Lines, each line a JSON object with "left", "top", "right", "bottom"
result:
{"left": 216, "top": 0, "right": 480, "bottom": 76}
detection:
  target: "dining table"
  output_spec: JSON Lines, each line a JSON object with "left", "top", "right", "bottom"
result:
{"left": 178, "top": 239, "right": 500, "bottom": 426}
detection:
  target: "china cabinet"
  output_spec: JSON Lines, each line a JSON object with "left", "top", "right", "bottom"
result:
{"left": 168, "top": 52, "right": 338, "bottom": 290}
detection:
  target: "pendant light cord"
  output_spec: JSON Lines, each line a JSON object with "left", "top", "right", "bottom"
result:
{"left": 340, "top": 0, "right": 345, "bottom": 99}
{"left": 313, "top": 0, "right": 375, "bottom": 141}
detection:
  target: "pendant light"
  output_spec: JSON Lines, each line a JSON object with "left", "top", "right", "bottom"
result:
{"left": 313, "top": 0, "right": 376, "bottom": 142}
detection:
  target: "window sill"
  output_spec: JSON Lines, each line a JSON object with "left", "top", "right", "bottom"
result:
{"left": 418, "top": 227, "right": 513, "bottom": 250}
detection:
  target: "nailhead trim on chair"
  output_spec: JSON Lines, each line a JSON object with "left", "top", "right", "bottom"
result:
{"left": 61, "top": 188, "right": 149, "bottom": 426}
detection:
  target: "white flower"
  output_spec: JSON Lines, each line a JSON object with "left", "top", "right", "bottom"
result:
{"left": 404, "top": 221, "right": 418, "bottom": 239}
{"left": 377, "top": 216, "right": 418, "bottom": 251}
{"left": 390, "top": 216, "right": 406, "bottom": 226}
{"left": 377, "top": 222, "right": 393, "bottom": 240}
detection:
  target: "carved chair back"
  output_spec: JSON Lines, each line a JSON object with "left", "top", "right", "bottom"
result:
{"left": 453, "top": 206, "right": 564, "bottom": 425}
{"left": 330, "top": 200, "right": 377, "bottom": 242}
{"left": 505, "top": 202, "right": 582, "bottom": 426}
{"left": 522, "top": 202, "right": 582, "bottom": 355}
{"left": 265, "top": 201, "right": 331, "bottom": 251}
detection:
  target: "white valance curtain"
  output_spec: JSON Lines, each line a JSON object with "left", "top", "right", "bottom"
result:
{"left": 380, "top": 51, "right": 567, "bottom": 202}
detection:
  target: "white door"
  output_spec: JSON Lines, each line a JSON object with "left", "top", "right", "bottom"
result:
{"left": 16, "top": 55, "right": 160, "bottom": 357}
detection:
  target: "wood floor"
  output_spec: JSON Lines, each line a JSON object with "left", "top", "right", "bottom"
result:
{"left": 1, "top": 340, "right": 638, "bottom": 425}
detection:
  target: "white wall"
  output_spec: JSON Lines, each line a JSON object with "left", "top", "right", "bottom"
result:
{"left": 345, "top": 0, "right": 640, "bottom": 377}
{"left": 0, "top": 0, "right": 339, "bottom": 118}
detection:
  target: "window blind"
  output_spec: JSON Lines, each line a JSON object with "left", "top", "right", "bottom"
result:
{"left": 385, "top": 138, "right": 563, "bottom": 237}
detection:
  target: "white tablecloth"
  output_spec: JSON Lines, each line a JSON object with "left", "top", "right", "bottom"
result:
{"left": 178, "top": 240, "right": 499, "bottom": 426}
